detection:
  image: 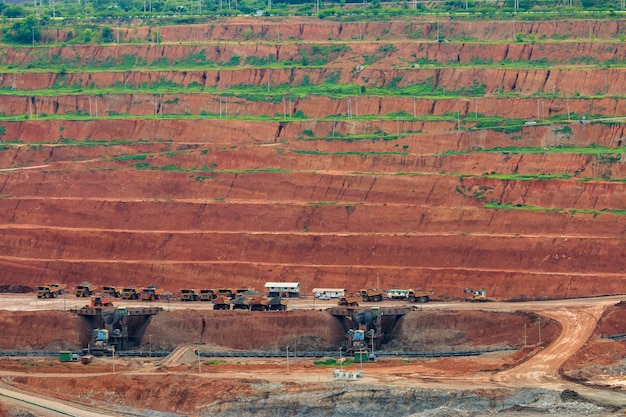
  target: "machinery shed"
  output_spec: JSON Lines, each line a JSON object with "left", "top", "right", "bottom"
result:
{"left": 264, "top": 282, "right": 300, "bottom": 298}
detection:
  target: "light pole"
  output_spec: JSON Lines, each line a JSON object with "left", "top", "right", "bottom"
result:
{"left": 524, "top": 324, "right": 527, "bottom": 347}
{"left": 149, "top": 334, "right": 152, "bottom": 359}
{"left": 31, "top": 27, "right": 35, "bottom": 47}
{"left": 286, "top": 345, "right": 290, "bottom": 373}
{"left": 338, "top": 347, "right": 343, "bottom": 370}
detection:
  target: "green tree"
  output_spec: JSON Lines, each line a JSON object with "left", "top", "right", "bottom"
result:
{"left": 10, "top": 15, "right": 41, "bottom": 44}
{"left": 3, "top": 5, "right": 26, "bottom": 17}
{"left": 101, "top": 26, "right": 114, "bottom": 42}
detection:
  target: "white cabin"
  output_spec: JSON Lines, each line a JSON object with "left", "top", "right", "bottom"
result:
{"left": 264, "top": 282, "right": 300, "bottom": 298}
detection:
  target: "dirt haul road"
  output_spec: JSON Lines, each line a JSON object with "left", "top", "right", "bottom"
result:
{"left": 1, "top": 295, "right": 626, "bottom": 417}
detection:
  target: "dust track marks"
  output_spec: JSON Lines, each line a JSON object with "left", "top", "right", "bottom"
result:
{"left": 0, "top": 223, "right": 619, "bottom": 240}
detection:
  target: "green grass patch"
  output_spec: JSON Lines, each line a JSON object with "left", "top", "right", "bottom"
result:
{"left": 203, "top": 360, "right": 226, "bottom": 365}
{"left": 313, "top": 358, "right": 355, "bottom": 367}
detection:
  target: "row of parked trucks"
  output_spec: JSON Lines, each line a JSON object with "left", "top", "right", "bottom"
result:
{"left": 338, "top": 288, "right": 435, "bottom": 306}
{"left": 180, "top": 288, "right": 288, "bottom": 311}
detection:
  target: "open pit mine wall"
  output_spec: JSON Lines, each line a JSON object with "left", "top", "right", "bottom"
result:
{"left": 0, "top": 309, "right": 556, "bottom": 352}
{"left": 36, "top": 19, "right": 626, "bottom": 44}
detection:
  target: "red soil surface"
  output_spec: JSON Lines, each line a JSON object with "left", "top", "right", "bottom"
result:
{"left": 1, "top": 18, "right": 626, "bottom": 304}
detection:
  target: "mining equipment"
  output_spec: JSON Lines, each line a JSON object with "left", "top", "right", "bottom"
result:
{"left": 385, "top": 289, "right": 434, "bottom": 303}
{"left": 102, "top": 286, "right": 123, "bottom": 298}
{"left": 213, "top": 295, "right": 231, "bottom": 310}
{"left": 217, "top": 288, "right": 236, "bottom": 299}
{"left": 338, "top": 296, "right": 360, "bottom": 306}
{"left": 199, "top": 289, "right": 216, "bottom": 301}
{"left": 343, "top": 308, "right": 382, "bottom": 354}
{"left": 83, "top": 307, "right": 129, "bottom": 355}
{"left": 75, "top": 282, "right": 96, "bottom": 297}
{"left": 464, "top": 288, "right": 487, "bottom": 302}
{"left": 268, "top": 296, "right": 287, "bottom": 311}
{"left": 141, "top": 286, "right": 163, "bottom": 301}
{"left": 357, "top": 288, "right": 384, "bottom": 302}
{"left": 90, "top": 296, "right": 115, "bottom": 307}
{"left": 121, "top": 287, "right": 141, "bottom": 300}
{"left": 181, "top": 289, "right": 200, "bottom": 301}
{"left": 232, "top": 296, "right": 251, "bottom": 310}
{"left": 36, "top": 283, "right": 66, "bottom": 298}
{"left": 235, "top": 287, "right": 255, "bottom": 297}
{"left": 250, "top": 296, "right": 269, "bottom": 311}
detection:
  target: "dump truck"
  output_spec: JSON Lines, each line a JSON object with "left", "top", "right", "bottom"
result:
{"left": 268, "top": 296, "right": 287, "bottom": 311}
{"left": 338, "top": 296, "right": 360, "bottom": 306}
{"left": 213, "top": 295, "right": 231, "bottom": 310}
{"left": 357, "top": 288, "right": 384, "bottom": 302}
{"left": 181, "top": 289, "right": 200, "bottom": 301}
{"left": 141, "top": 286, "right": 163, "bottom": 301}
{"left": 217, "top": 288, "right": 236, "bottom": 299}
{"left": 90, "top": 296, "right": 115, "bottom": 307}
{"left": 408, "top": 289, "right": 434, "bottom": 303}
{"left": 464, "top": 288, "right": 487, "bottom": 302}
{"left": 386, "top": 289, "right": 434, "bottom": 303}
{"left": 121, "top": 287, "right": 141, "bottom": 300}
{"left": 250, "top": 296, "right": 269, "bottom": 311}
{"left": 199, "top": 289, "right": 216, "bottom": 301}
{"left": 235, "top": 287, "right": 254, "bottom": 297}
{"left": 232, "top": 296, "right": 251, "bottom": 310}
{"left": 37, "top": 283, "right": 67, "bottom": 298}
{"left": 102, "top": 286, "right": 123, "bottom": 298}
{"left": 75, "top": 283, "right": 96, "bottom": 297}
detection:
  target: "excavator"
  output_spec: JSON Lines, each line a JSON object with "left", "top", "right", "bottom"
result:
{"left": 463, "top": 288, "right": 487, "bottom": 302}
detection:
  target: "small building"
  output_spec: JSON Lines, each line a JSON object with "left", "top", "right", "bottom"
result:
{"left": 264, "top": 282, "right": 300, "bottom": 298}
{"left": 312, "top": 288, "right": 345, "bottom": 299}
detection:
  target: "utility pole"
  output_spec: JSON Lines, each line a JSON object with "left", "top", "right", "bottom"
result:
{"left": 149, "top": 334, "right": 152, "bottom": 359}
{"left": 524, "top": 324, "right": 527, "bottom": 347}
{"left": 538, "top": 317, "right": 542, "bottom": 344}
{"left": 31, "top": 27, "right": 35, "bottom": 47}
{"left": 286, "top": 345, "right": 290, "bottom": 373}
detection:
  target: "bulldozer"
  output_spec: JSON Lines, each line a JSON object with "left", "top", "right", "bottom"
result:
{"left": 357, "top": 288, "right": 384, "bottom": 302}
{"left": 464, "top": 288, "right": 487, "bottom": 302}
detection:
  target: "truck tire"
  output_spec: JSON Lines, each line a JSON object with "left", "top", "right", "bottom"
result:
{"left": 419, "top": 296, "right": 428, "bottom": 303}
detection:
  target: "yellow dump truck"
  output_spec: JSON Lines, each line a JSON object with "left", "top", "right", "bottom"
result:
{"left": 37, "top": 283, "right": 67, "bottom": 299}
{"left": 75, "top": 283, "right": 96, "bottom": 297}
{"left": 181, "top": 289, "right": 200, "bottom": 301}
{"left": 102, "top": 286, "right": 123, "bottom": 298}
